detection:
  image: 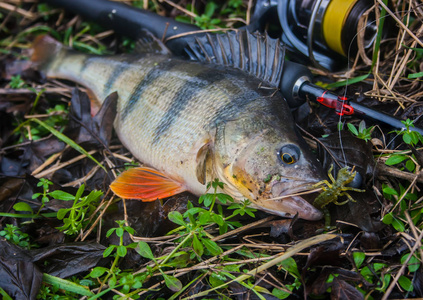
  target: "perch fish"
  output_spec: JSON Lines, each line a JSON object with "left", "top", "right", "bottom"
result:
{"left": 31, "top": 34, "right": 325, "bottom": 220}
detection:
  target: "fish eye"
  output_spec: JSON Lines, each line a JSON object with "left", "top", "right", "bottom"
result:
{"left": 278, "top": 144, "right": 301, "bottom": 165}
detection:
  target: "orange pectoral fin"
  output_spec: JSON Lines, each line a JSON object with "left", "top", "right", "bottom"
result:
{"left": 110, "top": 167, "right": 187, "bottom": 201}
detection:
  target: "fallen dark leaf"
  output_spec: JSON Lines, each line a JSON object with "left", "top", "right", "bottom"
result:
{"left": 308, "top": 267, "right": 366, "bottom": 297}
{"left": 67, "top": 89, "right": 117, "bottom": 148}
{"left": 92, "top": 91, "right": 118, "bottom": 147}
{"left": 303, "top": 239, "right": 346, "bottom": 272}
{"left": 114, "top": 194, "right": 191, "bottom": 238}
{"left": 0, "top": 156, "right": 28, "bottom": 176}
{"left": 30, "top": 242, "right": 107, "bottom": 278}
{"left": 308, "top": 268, "right": 332, "bottom": 295}
{"left": 33, "top": 223, "right": 65, "bottom": 246}
{"left": 0, "top": 177, "right": 24, "bottom": 203}
{"left": 410, "top": 145, "right": 423, "bottom": 167}
{"left": 0, "top": 239, "right": 43, "bottom": 300}
{"left": 269, "top": 219, "right": 293, "bottom": 238}
{"left": 27, "top": 137, "right": 65, "bottom": 172}
{"left": 359, "top": 231, "right": 381, "bottom": 251}
{"left": 331, "top": 277, "right": 364, "bottom": 300}
{"left": 335, "top": 191, "right": 384, "bottom": 232}
{"left": 269, "top": 215, "right": 297, "bottom": 238}
{"left": 413, "top": 269, "right": 423, "bottom": 297}
{"left": 400, "top": 101, "right": 423, "bottom": 124}
{"left": 317, "top": 131, "right": 375, "bottom": 181}
{"left": 0, "top": 110, "right": 16, "bottom": 148}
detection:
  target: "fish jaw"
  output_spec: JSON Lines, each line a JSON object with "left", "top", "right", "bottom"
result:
{"left": 227, "top": 173, "right": 324, "bottom": 221}
{"left": 264, "top": 180, "right": 323, "bottom": 220}
{"left": 252, "top": 196, "right": 323, "bottom": 221}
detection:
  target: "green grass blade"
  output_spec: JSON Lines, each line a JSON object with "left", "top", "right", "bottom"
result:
{"left": 43, "top": 273, "right": 94, "bottom": 297}
{"left": 0, "top": 288, "right": 13, "bottom": 300}
{"left": 408, "top": 72, "right": 423, "bottom": 79}
{"left": 0, "top": 212, "right": 57, "bottom": 218}
{"left": 371, "top": 0, "right": 388, "bottom": 70}
{"left": 326, "top": 74, "right": 370, "bottom": 89}
{"left": 30, "top": 118, "right": 106, "bottom": 171}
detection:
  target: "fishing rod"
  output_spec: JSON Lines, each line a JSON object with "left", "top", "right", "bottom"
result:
{"left": 42, "top": 0, "right": 199, "bottom": 57}
{"left": 280, "top": 61, "right": 423, "bottom": 136}
{"left": 43, "top": 0, "right": 423, "bottom": 136}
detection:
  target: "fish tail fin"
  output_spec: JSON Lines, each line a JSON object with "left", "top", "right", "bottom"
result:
{"left": 31, "top": 35, "right": 66, "bottom": 71}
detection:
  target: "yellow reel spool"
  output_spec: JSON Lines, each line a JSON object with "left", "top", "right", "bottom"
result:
{"left": 322, "top": 0, "right": 358, "bottom": 56}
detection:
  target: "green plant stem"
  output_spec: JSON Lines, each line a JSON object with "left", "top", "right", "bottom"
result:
{"left": 29, "top": 88, "right": 45, "bottom": 115}
{"left": 97, "top": 232, "right": 124, "bottom": 294}
{"left": 208, "top": 187, "right": 217, "bottom": 212}
{"left": 89, "top": 283, "right": 126, "bottom": 300}
{"left": 160, "top": 232, "right": 193, "bottom": 267}
{"left": 35, "top": 186, "right": 48, "bottom": 218}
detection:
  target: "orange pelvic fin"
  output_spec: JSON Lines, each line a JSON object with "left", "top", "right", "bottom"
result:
{"left": 110, "top": 167, "right": 187, "bottom": 201}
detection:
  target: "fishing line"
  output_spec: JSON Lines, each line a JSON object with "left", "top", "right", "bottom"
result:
{"left": 337, "top": 2, "right": 399, "bottom": 169}
{"left": 339, "top": 4, "right": 418, "bottom": 205}
{"left": 337, "top": 3, "right": 378, "bottom": 168}
{"left": 265, "top": 188, "right": 323, "bottom": 202}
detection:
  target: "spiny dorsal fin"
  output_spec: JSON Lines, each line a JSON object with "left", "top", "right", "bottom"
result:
{"left": 185, "top": 30, "right": 285, "bottom": 87}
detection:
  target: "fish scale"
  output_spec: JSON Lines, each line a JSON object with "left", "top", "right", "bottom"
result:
{"left": 31, "top": 35, "right": 326, "bottom": 220}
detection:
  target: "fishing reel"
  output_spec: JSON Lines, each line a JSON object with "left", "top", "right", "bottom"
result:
{"left": 252, "top": 0, "right": 381, "bottom": 71}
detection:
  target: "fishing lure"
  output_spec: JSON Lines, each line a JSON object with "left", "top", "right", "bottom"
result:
{"left": 313, "top": 165, "right": 365, "bottom": 227}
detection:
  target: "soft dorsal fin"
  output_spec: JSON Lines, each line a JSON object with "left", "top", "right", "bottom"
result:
{"left": 134, "top": 29, "right": 172, "bottom": 55}
{"left": 110, "top": 167, "right": 186, "bottom": 201}
{"left": 185, "top": 30, "right": 285, "bottom": 87}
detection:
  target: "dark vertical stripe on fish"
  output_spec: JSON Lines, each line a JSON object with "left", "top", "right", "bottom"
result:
{"left": 121, "top": 59, "right": 179, "bottom": 121}
{"left": 152, "top": 70, "right": 227, "bottom": 144}
{"left": 103, "top": 56, "right": 142, "bottom": 96}
{"left": 210, "top": 89, "right": 261, "bottom": 126}
{"left": 78, "top": 55, "right": 92, "bottom": 76}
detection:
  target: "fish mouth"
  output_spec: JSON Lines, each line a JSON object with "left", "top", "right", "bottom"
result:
{"left": 263, "top": 195, "right": 323, "bottom": 221}
{"left": 260, "top": 180, "right": 323, "bottom": 221}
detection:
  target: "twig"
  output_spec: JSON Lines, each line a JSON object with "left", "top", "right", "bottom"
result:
{"left": 182, "top": 233, "right": 339, "bottom": 299}
{"left": 404, "top": 211, "right": 423, "bottom": 269}
{"left": 136, "top": 245, "right": 244, "bottom": 297}
{"left": 165, "top": 28, "right": 235, "bottom": 42}
{"left": 0, "top": 2, "right": 35, "bottom": 19}
{"left": 381, "top": 227, "right": 423, "bottom": 300}
{"left": 246, "top": 0, "right": 253, "bottom": 25}
{"left": 32, "top": 150, "right": 98, "bottom": 178}
{"left": 158, "top": 0, "right": 197, "bottom": 18}
{"left": 211, "top": 215, "right": 275, "bottom": 242}
{"left": 376, "top": 0, "right": 423, "bottom": 48}
{"left": 31, "top": 150, "right": 65, "bottom": 176}
{"left": 376, "top": 163, "right": 423, "bottom": 184}
{"left": 80, "top": 192, "right": 115, "bottom": 241}
{"left": 62, "top": 164, "right": 102, "bottom": 187}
